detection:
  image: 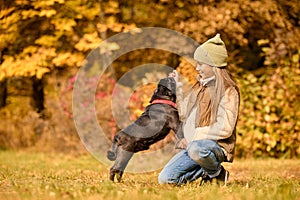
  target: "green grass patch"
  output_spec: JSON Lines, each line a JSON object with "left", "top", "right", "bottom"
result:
{"left": 0, "top": 151, "right": 299, "bottom": 200}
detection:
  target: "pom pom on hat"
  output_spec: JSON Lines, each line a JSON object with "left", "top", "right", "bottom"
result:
{"left": 193, "top": 33, "right": 228, "bottom": 67}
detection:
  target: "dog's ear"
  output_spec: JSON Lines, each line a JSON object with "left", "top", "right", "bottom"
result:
{"left": 161, "top": 85, "right": 176, "bottom": 102}
{"left": 158, "top": 77, "right": 176, "bottom": 96}
{"left": 150, "top": 85, "right": 176, "bottom": 102}
{"left": 150, "top": 89, "right": 159, "bottom": 102}
{"left": 170, "top": 93, "right": 176, "bottom": 102}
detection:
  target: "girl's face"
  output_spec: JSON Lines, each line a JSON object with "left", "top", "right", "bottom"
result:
{"left": 196, "top": 62, "right": 214, "bottom": 79}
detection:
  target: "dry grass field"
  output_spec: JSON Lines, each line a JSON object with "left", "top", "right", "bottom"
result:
{"left": 0, "top": 151, "right": 299, "bottom": 200}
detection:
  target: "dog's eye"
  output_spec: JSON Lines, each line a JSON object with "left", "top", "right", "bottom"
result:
{"left": 154, "top": 89, "right": 158, "bottom": 93}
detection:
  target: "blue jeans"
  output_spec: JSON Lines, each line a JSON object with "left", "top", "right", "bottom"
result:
{"left": 158, "top": 140, "right": 226, "bottom": 185}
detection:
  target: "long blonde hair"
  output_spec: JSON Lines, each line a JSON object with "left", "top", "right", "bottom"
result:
{"left": 210, "top": 67, "right": 240, "bottom": 124}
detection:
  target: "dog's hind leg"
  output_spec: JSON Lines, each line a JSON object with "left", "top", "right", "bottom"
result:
{"left": 110, "top": 148, "right": 133, "bottom": 182}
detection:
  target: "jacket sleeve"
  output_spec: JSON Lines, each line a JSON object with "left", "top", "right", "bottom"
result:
{"left": 192, "top": 87, "right": 239, "bottom": 141}
{"left": 175, "top": 121, "right": 184, "bottom": 140}
{"left": 176, "top": 81, "right": 194, "bottom": 121}
{"left": 175, "top": 81, "right": 186, "bottom": 119}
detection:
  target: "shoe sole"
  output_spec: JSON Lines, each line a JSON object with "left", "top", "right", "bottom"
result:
{"left": 224, "top": 170, "right": 229, "bottom": 186}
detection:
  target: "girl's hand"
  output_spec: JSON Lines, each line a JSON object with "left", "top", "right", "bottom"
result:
{"left": 175, "top": 138, "right": 187, "bottom": 149}
{"left": 168, "top": 70, "right": 179, "bottom": 83}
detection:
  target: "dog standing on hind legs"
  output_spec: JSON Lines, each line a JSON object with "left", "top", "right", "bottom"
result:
{"left": 107, "top": 77, "right": 185, "bottom": 182}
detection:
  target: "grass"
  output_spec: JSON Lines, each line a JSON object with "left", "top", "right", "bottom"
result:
{"left": 0, "top": 151, "right": 299, "bottom": 200}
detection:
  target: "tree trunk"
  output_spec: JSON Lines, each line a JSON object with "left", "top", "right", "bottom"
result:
{"left": 31, "top": 76, "right": 44, "bottom": 113}
{"left": 0, "top": 78, "right": 7, "bottom": 108}
{"left": 117, "top": 0, "right": 135, "bottom": 23}
{"left": 168, "top": 54, "right": 180, "bottom": 69}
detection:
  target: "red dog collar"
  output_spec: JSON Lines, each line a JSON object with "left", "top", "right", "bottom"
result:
{"left": 151, "top": 99, "right": 176, "bottom": 108}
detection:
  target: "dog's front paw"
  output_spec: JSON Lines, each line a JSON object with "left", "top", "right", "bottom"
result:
{"left": 110, "top": 169, "right": 123, "bottom": 182}
{"left": 107, "top": 150, "right": 116, "bottom": 161}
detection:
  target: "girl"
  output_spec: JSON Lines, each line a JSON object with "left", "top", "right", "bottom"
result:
{"left": 158, "top": 34, "right": 240, "bottom": 185}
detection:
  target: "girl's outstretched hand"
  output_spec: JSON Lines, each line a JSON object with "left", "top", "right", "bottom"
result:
{"left": 168, "top": 70, "right": 179, "bottom": 83}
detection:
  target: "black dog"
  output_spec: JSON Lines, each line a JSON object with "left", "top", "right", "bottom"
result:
{"left": 107, "top": 77, "right": 184, "bottom": 182}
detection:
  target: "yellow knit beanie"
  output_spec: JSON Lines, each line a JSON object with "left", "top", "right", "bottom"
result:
{"left": 193, "top": 33, "right": 228, "bottom": 67}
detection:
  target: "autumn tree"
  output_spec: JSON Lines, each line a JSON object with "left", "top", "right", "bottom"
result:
{"left": 0, "top": 0, "right": 133, "bottom": 112}
{"left": 0, "top": 0, "right": 299, "bottom": 157}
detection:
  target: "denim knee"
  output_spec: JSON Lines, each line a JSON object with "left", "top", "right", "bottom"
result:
{"left": 187, "top": 141, "right": 211, "bottom": 164}
{"left": 158, "top": 172, "right": 167, "bottom": 184}
{"left": 158, "top": 171, "right": 174, "bottom": 184}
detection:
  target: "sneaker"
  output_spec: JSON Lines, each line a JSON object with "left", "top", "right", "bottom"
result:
{"left": 199, "top": 172, "right": 212, "bottom": 186}
{"left": 200, "top": 166, "right": 229, "bottom": 186}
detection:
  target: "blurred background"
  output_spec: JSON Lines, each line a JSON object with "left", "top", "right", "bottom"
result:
{"left": 0, "top": 0, "right": 299, "bottom": 158}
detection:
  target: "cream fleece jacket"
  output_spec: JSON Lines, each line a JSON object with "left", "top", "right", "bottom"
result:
{"left": 176, "top": 80, "right": 239, "bottom": 161}
{"left": 183, "top": 88, "right": 239, "bottom": 142}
